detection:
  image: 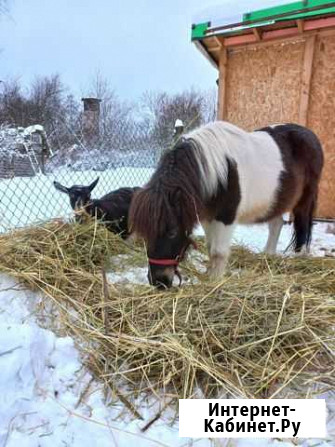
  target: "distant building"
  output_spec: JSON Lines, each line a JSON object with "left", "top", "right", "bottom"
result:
{"left": 0, "top": 125, "right": 50, "bottom": 179}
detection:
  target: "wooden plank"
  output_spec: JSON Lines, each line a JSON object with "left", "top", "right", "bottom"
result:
{"left": 217, "top": 46, "right": 228, "bottom": 120}
{"left": 207, "top": 36, "right": 222, "bottom": 53}
{"left": 253, "top": 27, "right": 262, "bottom": 41}
{"left": 213, "top": 36, "right": 223, "bottom": 48}
{"left": 225, "top": 27, "right": 335, "bottom": 53}
{"left": 229, "top": 34, "right": 305, "bottom": 52}
{"left": 297, "top": 18, "right": 305, "bottom": 33}
{"left": 298, "top": 35, "right": 316, "bottom": 126}
{"left": 222, "top": 16, "right": 335, "bottom": 48}
{"left": 224, "top": 27, "right": 299, "bottom": 46}
{"left": 224, "top": 33, "right": 257, "bottom": 46}
{"left": 200, "top": 27, "right": 335, "bottom": 69}
{"left": 262, "top": 26, "right": 300, "bottom": 40}
{"left": 304, "top": 16, "right": 335, "bottom": 31}
{"left": 207, "top": 45, "right": 221, "bottom": 52}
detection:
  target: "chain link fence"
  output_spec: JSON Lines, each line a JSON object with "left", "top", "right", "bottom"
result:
{"left": 0, "top": 124, "right": 165, "bottom": 232}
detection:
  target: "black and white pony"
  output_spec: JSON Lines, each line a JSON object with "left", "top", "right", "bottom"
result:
{"left": 129, "top": 121, "right": 324, "bottom": 288}
{"left": 54, "top": 178, "right": 140, "bottom": 239}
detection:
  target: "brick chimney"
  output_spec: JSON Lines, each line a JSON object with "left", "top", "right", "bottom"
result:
{"left": 81, "top": 97, "right": 101, "bottom": 147}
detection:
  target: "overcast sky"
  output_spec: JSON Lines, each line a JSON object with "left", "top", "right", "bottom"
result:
{"left": 0, "top": 0, "right": 220, "bottom": 101}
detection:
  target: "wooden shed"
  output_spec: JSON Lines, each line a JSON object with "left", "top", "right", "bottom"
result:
{"left": 192, "top": 0, "right": 335, "bottom": 219}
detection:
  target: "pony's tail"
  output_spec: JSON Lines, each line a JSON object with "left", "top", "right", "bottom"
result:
{"left": 287, "top": 193, "right": 317, "bottom": 252}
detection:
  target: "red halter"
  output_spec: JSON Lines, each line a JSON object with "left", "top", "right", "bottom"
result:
{"left": 148, "top": 239, "right": 198, "bottom": 285}
{"left": 148, "top": 258, "right": 179, "bottom": 266}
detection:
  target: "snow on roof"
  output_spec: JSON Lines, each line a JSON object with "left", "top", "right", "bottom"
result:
{"left": 23, "top": 124, "right": 45, "bottom": 136}
{"left": 0, "top": 125, "right": 46, "bottom": 157}
{"left": 193, "top": 0, "right": 298, "bottom": 28}
{"left": 0, "top": 124, "right": 45, "bottom": 142}
{"left": 174, "top": 119, "right": 184, "bottom": 128}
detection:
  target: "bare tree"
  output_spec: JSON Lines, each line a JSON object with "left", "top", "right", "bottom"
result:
{"left": 141, "top": 89, "right": 208, "bottom": 149}
{"left": 28, "top": 75, "right": 64, "bottom": 128}
{"left": 0, "top": 78, "right": 30, "bottom": 126}
{"left": 0, "top": 0, "right": 8, "bottom": 15}
{"left": 85, "top": 72, "right": 134, "bottom": 149}
{"left": 0, "top": 68, "right": 217, "bottom": 164}
{"left": 201, "top": 88, "right": 217, "bottom": 123}
{"left": 0, "top": 75, "right": 81, "bottom": 150}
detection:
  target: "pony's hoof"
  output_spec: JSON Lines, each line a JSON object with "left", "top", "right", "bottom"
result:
{"left": 207, "top": 254, "right": 227, "bottom": 279}
{"left": 207, "top": 265, "right": 226, "bottom": 280}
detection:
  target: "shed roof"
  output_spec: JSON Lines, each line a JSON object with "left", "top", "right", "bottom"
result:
{"left": 192, "top": 0, "right": 335, "bottom": 67}
{"left": 192, "top": 0, "right": 335, "bottom": 40}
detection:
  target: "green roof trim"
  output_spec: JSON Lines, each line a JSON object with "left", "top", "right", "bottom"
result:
{"left": 191, "top": 22, "right": 210, "bottom": 40}
{"left": 243, "top": 0, "right": 335, "bottom": 22}
{"left": 191, "top": 0, "right": 335, "bottom": 41}
{"left": 280, "top": 5, "right": 335, "bottom": 20}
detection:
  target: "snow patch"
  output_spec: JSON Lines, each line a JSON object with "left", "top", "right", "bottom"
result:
{"left": 0, "top": 274, "right": 211, "bottom": 447}
{"left": 107, "top": 266, "right": 149, "bottom": 285}
{"left": 0, "top": 167, "right": 153, "bottom": 232}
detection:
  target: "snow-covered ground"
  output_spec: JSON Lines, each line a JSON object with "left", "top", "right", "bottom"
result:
{"left": 0, "top": 168, "right": 153, "bottom": 232}
{"left": 0, "top": 275, "right": 215, "bottom": 447}
{"left": 0, "top": 168, "right": 334, "bottom": 446}
{"left": 3, "top": 274, "right": 318, "bottom": 447}
{"left": 1, "top": 221, "right": 334, "bottom": 446}
{"left": 1, "top": 269, "right": 334, "bottom": 447}
{"left": 229, "top": 220, "right": 335, "bottom": 258}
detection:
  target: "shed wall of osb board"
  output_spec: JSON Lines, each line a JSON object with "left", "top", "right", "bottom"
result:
{"left": 308, "top": 34, "right": 335, "bottom": 219}
{"left": 223, "top": 35, "right": 335, "bottom": 218}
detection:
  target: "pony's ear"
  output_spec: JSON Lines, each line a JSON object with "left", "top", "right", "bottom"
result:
{"left": 53, "top": 181, "right": 69, "bottom": 194}
{"left": 89, "top": 177, "right": 99, "bottom": 192}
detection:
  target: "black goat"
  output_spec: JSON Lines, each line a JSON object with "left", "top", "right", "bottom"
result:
{"left": 53, "top": 178, "right": 140, "bottom": 238}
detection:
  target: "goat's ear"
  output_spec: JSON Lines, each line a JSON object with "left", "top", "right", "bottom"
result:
{"left": 89, "top": 177, "right": 99, "bottom": 192}
{"left": 53, "top": 181, "right": 69, "bottom": 194}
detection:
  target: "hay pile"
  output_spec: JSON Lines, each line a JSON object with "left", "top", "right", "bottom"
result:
{"left": 0, "top": 221, "right": 334, "bottom": 411}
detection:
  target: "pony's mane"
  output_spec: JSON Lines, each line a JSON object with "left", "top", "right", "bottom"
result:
{"left": 185, "top": 121, "right": 249, "bottom": 197}
{"left": 129, "top": 141, "right": 203, "bottom": 241}
{"left": 129, "top": 121, "right": 248, "bottom": 240}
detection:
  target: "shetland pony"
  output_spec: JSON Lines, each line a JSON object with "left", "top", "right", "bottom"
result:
{"left": 54, "top": 178, "right": 140, "bottom": 238}
{"left": 129, "top": 121, "right": 324, "bottom": 289}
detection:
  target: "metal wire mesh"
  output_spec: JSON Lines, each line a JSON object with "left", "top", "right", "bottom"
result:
{"left": 0, "top": 124, "right": 164, "bottom": 232}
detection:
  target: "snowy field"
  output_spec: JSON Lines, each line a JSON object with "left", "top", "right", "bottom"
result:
{"left": 0, "top": 167, "right": 153, "bottom": 232}
{"left": 0, "top": 170, "right": 334, "bottom": 446}
{"left": 1, "top": 167, "right": 335, "bottom": 258}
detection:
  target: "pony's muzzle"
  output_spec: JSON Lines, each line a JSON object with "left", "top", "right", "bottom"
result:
{"left": 148, "top": 265, "right": 175, "bottom": 289}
